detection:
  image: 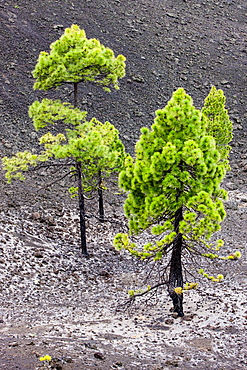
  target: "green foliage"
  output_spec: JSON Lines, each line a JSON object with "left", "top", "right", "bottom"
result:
{"left": 2, "top": 24, "right": 127, "bottom": 255}
{"left": 118, "top": 88, "right": 226, "bottom": 235}
{"left": 198, "top": 269, "right": 225, "bottom": 282}
{"left": 32, "top": 24, "right": 126, "bottom": 91}
{"left": 174, "top": 283, "right": 198, "bottom": 294}
{"left": 3, "top": 102, "right": 126, "bottom": 193}
{"left": 29, "top": 98, "right": 87, "bottom": 130}
{"left": 114, "top": 88, "right": 239, "bottom": 284}
{"left": 2, "top": 24, "right": 126, "bottom": 226}
{"left": 2, "top": 151, "right": 44, "bottom": 183}
{"left": 202, "top": 86, "right": 233, "bottom": 162}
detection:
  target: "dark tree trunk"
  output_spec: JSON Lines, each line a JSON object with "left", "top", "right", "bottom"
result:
{"left": 74, "top": 82, "right": 78, "bottom": 108}
{"left": 76, "top": 162, "right": 88, "bottom": 255}
{"left": 168, "top": 207, "right": 184, "bottom": 316}
{"left": 73, "top": 82, "right": 88, "bottom": 255}
{"left": 98, "top": 170, "right": 104, "bottom": 222}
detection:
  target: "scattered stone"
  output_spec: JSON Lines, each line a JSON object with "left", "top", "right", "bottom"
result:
{"left": 64, "top": 357, "right": 73, "bottom": 363}
{"left": 166, "top": 12, "right": 177, "bottom": 18}
{"left": 94, "top": 352, "right": 105, "bottom": 360}
{"left": 3, "top": 141, "right": 12, "bottom": 149}
{"left": 181, "top": 314, "right": 196, "bottom": 321}
{"left": 53, "top": 24, "right": 64, "bottom": 29}
{"left": 84, "top": 342, "right": 98, "bottom": 350}
{"left": 32, "top": 212, "right": 41, "bottom": 221}
{"left": 34, "top": 251, "right": 43, "bottom": 258}
{"left": 224, "top": 201, "right": 238, "bottom": 210}
{"left": 221, "top": 79, "right": 229, "bottom": 85}
{"left": 131, "top": 75, "right": 145, "bottom": 83}
{"left": 164, "top": 359, "right": 179, "bottom": 367}
{"left": 164, "top": 318, "right": 174, "bottom": 325}
{"left": 49, "top": 358, "right": 63, "bottom": 369}
{"left": 225, "top": 182, "right": 238, "bottom": 191}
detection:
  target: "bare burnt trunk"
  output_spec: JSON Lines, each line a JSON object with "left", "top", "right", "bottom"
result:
{"left": 98, "top": 170, "right": 104, "bottom": 222}
{"left": 76, "top": 162, "right": 88, "bottom": 255}
{"left": 168, "top": 207, "right": 184, "bottom": 316}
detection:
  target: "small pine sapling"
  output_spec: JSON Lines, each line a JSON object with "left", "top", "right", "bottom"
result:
{"left": 114, "top": 88, "right": 240, "bottom": 316}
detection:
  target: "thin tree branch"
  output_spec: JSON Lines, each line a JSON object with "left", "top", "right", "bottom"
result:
{"left": 37, "top": 171, "right": 74, "bottom": 190}
{"left": 131, "top": 280, "right": 169, "bottom": 300}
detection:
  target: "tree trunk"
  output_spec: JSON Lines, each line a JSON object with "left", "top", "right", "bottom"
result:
{"left": 98, "top": 170, "right": 104, "bottom": 222}
{"left": 74, "top": 82, "right": 78, "bottom": 108}
{"left": 73, "top": 82, "right": 88, "bottom": 255}
{"left": 76, "top": 162, "right": 88, "bottom": 255}
{"left": 168, "top": 207, "right": 184, "bottom": 316}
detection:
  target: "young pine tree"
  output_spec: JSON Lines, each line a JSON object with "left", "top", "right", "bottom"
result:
{"left": 202, "top": 86, "right": 233, "bottom": 163}
{"left": 114, "top": 88, "right": 240, "bottom": 316}
{"left": 2, "top": 25, "right": 126, "bottom": 255}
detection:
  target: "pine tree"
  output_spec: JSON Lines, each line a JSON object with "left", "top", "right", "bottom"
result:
{"left": 28, "top": 98, "right": 125, "bottom": 222}
{"left": 2, "top": 25, "right": 126, "bottom": 255}
{"left": 32, "top": 24, "right": 126, "bottom": 94}
{"left": 202, "top": 86, "right": 233, "bottom": 163}
{"left": 114, "top": 88, "right": 240, "bottom": 316}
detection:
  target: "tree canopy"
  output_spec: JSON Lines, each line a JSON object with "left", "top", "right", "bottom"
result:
{"left": 3, "top": 99, "right": 126, "bottom": 188}
{"left": 202, "top": 86, "right": 233, "bottom": 163}
{"left": 32, "top": 24, "right": 126, "bottom": 92}
{"left": 117, "top": 88, "right": 227, "bottom": 239}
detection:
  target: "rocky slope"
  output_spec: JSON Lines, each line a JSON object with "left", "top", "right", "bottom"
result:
{"left": 0, "top": 0, "right": 247, "bottom": 369}
{"left": 0, "top": 187, "right": 247, "bottom": 369}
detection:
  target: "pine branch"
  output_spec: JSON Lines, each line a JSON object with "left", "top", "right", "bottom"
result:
{"left": 37, "top": 170, "right": 74, "bottom": 190}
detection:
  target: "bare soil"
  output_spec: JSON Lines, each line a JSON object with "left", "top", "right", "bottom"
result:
{"left": 0, "top": 0, "right": 247, "bottom": 369}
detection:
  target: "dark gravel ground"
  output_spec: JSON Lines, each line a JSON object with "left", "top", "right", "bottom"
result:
{"left": 0, "top": 0, "right": 246, "bottom": 155}
{"left": 0, "top": 0, "right": 247, "bottom": 369}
